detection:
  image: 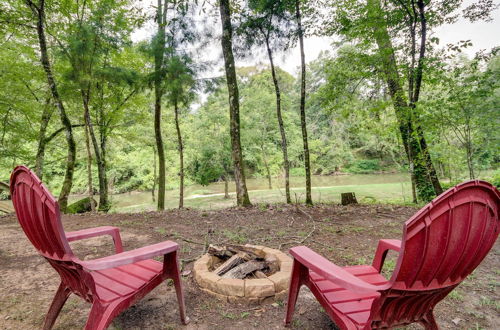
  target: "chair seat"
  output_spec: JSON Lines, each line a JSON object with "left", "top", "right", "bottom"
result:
{"left": 92, "top": 259, "right": 163, "bottom": 303}
{"left": 309, "top": 265, "right": 388, "bottom": 328}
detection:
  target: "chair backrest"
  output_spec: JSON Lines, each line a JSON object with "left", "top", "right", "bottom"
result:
{"left": 10, "top": 166, "right": 97, "bottom": 301}
{"left": 10, "top": 166, "right": 73, "bottom": 260}
{"left": 371, "top": 180, "right": 499, "bottom": 328}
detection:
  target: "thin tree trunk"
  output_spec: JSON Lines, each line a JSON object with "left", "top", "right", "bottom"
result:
{"left": 465, "top": 122, "right": 475, "bottom": 179}
{"left": 406, "top": 11, "right": 418, "bottom": 204}
{"left": 295, "top": 0, "right": 312, "bottom": 206}
{"left": 35, "top": 96, "right": 53, "bottom": 180}
{"left": 219, "top": 0, "right": 251, "bottom": 207}
{"left": 411, "top": 0, "right": 443, "bottom": 196}
{"left": 174, "top": 100, "right": 184, "bottom": 208}
{"left": 83, "top": 112, "right": 95, "bottom": 212}
{"left": 154, "top": 0, "right": 167, "bottom": 210}
{"left": 82, "top": 89, "right": 108, "bottom": 211}
{"left": 27, "top": 0, "right": 76, "bottom": 212}
{"left": 367, "top": 0, "right": 435, "bottom": 201}
{"left": 152, "top": 146, "right": 156, "bottom": 202}
{"left": 410, "top": 166, "right": 417, "bottom": 203}
{"left": 265, "top": 37, "right": 290, "bottom": 203}
{"left": 224, "top": 174, "right": 229, "bottom": 199}
{"left": 261, "top": 143, "right": 272, "bottom": 189}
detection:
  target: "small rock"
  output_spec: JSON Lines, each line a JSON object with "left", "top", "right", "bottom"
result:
{"left": 452, "top": 318, "right": 462, "bottom": 325}
{"left": 271, "top": 303, "right": 279, "bottom": 308}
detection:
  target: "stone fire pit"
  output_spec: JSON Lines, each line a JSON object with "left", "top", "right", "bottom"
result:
{"left": 193, "top": 244, "right": 293, "bottom": 305}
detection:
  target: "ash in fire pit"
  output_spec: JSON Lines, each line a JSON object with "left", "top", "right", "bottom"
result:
{"left": 193, "top": 244, "right": 292, "bottom": 305}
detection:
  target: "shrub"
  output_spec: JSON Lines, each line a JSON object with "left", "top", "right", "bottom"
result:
{"left": 289, "top": 167, "right": 305, "bottom": 177}
{"left": 346, "top": 159, "right": 381, "bottom": 174}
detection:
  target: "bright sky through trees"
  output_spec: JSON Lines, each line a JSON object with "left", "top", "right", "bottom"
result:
{"left": 131, "top": 0, "right": 500, "bottom": 75}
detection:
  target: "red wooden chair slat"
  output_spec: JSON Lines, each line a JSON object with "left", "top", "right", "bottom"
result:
{"left": 284, "top": 180, "right": 499, "bottom": 329}
{"left": 10, "top": 166, "right": 189, "bottom": 329}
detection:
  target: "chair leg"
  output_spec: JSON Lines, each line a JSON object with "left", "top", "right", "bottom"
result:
{"left": 419, "top": 310, "right": 439, "bottom": 330}
{"left": 84, "top": 303, "right": 118, "bottom": 330}
{"left": 284, "top": 260, "right": 307, "bottom": 327}
{"left": 164, "top": 251, "right": 190, "bottom": 325}
{"left": 43, "top": 282, "right": 71, "bottom": 330}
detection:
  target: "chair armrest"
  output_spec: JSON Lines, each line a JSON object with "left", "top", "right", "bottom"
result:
{"left": 66, "top": 226, "right": 124, "bottom": 253}
{"left": 371, "top": 239, "right": 401, "bottom": 272}
{"left": 79, "top": 241, "right": 178, "bottom": 271}
{"left": 290, "top": 246, "right": 387, "bottom": 294}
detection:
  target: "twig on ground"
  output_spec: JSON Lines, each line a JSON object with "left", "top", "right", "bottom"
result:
{"left": 298, "top": 225, "right": 316, "bottom": 245}
{"left": 311, "top": 239, "right": 331, "bottom": 248}
{"left": 295, "top": 205, "right": 313, "bottom": 220}
{"left": 181, "top": 257, "right": 197, "bottom": 265}
{"left": 279, "top": 206, "right": 316, "bottom": 250}
{"left": 180, "top": 237, "right": 205, "bottom": 245}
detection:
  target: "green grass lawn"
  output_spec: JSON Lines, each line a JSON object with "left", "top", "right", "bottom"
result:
{"left": 112, "top": 181, "right": 413, "bottom": 213}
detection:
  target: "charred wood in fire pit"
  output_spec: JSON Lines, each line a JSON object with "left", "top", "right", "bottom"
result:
{"left": 208, "top": 244, "right": 266, "bottom": 260}
{"left": 221, "top": 260, "right": 267, "bottom": 279}
{"left": 254, "top": 270, "right": 267, "bottom": 279}
{"left": 208, "top": 245, "right": 235, "bottom": 259}
{"left": 214, "top": 254, "right": 244, "bottom": 276}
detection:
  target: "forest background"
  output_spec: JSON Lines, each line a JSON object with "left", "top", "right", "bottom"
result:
{"left": 0, "top": 0, "right": 498, "bottom": 213}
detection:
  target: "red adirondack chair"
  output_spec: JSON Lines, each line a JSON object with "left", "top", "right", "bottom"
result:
{"left": 285, "top": 180, "right": 499, "bottom": 329}
{"left": 10, "top": 166, "right": 189, "bottom": 329}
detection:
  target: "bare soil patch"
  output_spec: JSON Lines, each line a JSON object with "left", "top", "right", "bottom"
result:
{"left": 0, "top": 204, "right": 498, "bottom": 329}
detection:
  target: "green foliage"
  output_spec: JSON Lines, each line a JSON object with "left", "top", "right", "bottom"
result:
{"left": 346, "top": 160, "right": 381, "bottom": 174}
{"left": 66, "top": 197, "right": 95, "bottom": 214}
{"left": 0, "top": 0, "right": 497, "bottom": 209}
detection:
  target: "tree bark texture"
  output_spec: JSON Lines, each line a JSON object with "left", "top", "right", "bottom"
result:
{"left": 35, "top": 96, "right": 53, "bottom": 180}
{"left": 83, "top": 114, "right": 95, "bottom": 212}
{"left": 261, "top": 144, "right": 272, "bottom": 189}
{"left": 265, "top": 37, "right": 291, "bottom": 203}
{"left": 154, "top": 0, "right": 167, "bottom": 210}
{"left": 367, "top": 0, "right": 437, "bottom": 201}
{"left": 152, "top": 146, "right": 157, "bottom": 202}
{"left": 174, "top": 100, "right": 184, "bottom": 208}
{"left": 219, "top": 0, "right": 251, "bottom": 207}
{"left": 27, "top": 0, "right": 76, "bottom": 212}
{"left": 82, "top": 89, "right": 109, "bottom": 211}
{"left": 411, "top": 0, "right": 443, "bottom": 196}
{"left": 295, "top": 0, "right": 313, "bottom": 205}
{"left": 224, "top": 175, "right": 229, "bottom": 199}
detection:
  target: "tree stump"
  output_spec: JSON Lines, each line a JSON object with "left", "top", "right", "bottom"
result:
{"left": 341, "top": 192, "right": 358, "bottom": 205}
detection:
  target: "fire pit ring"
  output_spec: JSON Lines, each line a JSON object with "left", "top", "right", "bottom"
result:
{"left": 193, "top": 244, "right": 293, "bottom": 305}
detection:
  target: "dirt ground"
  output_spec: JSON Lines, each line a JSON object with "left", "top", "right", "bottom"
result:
{"left": 0, "top": 204, "right": 498, "bottom": 329}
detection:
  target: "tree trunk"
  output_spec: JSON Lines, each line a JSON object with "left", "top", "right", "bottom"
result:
{"left": 154, "top": 0, "right": 167, "bottom": 211}
{"left": 465, "top": 125, "right": 475, "bottom": 180}
{"left": 28, "top": 0, "right": 76, "bottom": 212}
{"left": 152, "top": 146, "right": 156, "bottom": 202}
{"left": 219, "top": 0, "right": 251, "bottom": 207}
{"left": 341, "top": 192, "right": 358, "bottom": 206}
{"left": 82, "top": 89, "right": 108, "bottom": 211}
{"left": 224, "top": 174, "right": 229, "bottom": 199}
{"left": 261, "top": 144, "right": 272, "bottom": 189}
{"left": 174, "top": 99, "right": 184, "bottom": 208}
{"left": 83, "top": 113, "right": 95, "bottom": 212}
{"left": 265, "top": 37, "right": 290, "bottom": 203}
{"left": 295, "top": 0, "right": 312, "bottom": 206}
{"left": 411, "top": 0, "right": 443, "bottom": 196}
{"left": 367, "top": 0, "right": 435, "bottom": 201}
{"left": 411, "top": 170, "right": 418, "bottom": 203}
{"left": 35, "top": 96, "right": 53, "bottom": 180}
